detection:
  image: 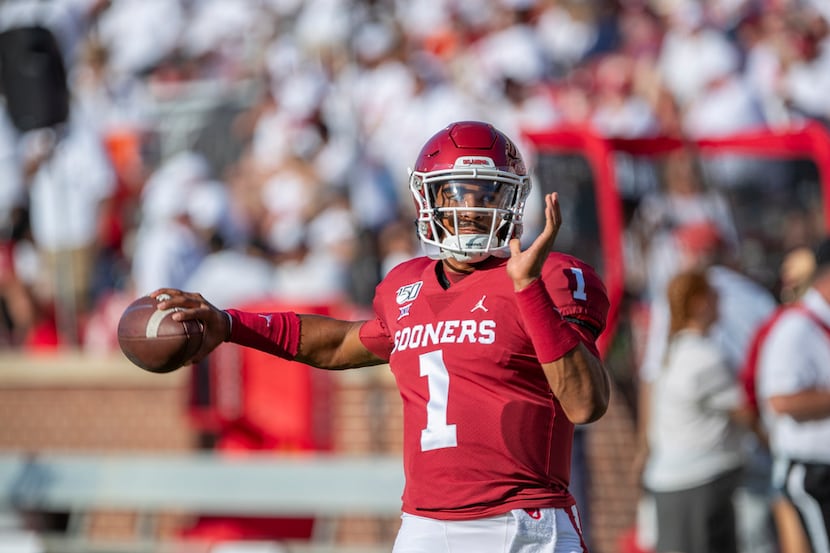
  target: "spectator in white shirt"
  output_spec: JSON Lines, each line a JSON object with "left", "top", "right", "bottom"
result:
{"left": 642, "top": 268, "right": 751, "bottom": 553}
{"left": 757, "top": 237, "right": 830, "bottom": 553}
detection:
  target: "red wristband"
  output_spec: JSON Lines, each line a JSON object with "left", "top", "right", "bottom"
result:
{"left": 515, "top": 279, "right": 581, "bottom": 363}
{"left": 224, "top": 309, "right": 301, "bottom": 359}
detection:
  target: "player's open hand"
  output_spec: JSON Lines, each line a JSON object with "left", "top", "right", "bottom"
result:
{"left": 151, "top": 288, "right": 230, "bottom": 363}
{"left": 507, "top": 192, "right": 562, "bottom": 291}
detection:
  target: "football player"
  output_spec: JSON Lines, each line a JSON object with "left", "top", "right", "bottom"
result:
{"left": 153, "top": 121, "right": 611, "bottom": 553}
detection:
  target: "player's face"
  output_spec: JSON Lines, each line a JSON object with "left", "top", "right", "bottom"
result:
{"left": 432, "top": 180, "right": 514, "bottom": 233}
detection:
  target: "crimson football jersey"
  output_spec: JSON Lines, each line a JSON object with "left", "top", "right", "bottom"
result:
{"left": 359, "top": 253, "right": 609, "bottom": 520}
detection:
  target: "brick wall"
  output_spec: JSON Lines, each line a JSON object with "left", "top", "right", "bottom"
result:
{"left": 0, "top": 353, "right": 639, "bottom": 552}
{"left": 0, "top": 387, "right": 194, "bottom": 451}
{"left": 0, "top": 354, "right": 195, "bottom": 453}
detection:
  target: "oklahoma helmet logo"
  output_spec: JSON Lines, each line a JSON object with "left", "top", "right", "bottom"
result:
{"left": 454, "top": 156, "right": 495, "bottom": 168}
{"left": 396, "top": 281, "right": 423, "bottom": 305}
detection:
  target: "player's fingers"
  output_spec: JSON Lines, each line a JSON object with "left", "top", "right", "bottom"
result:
{"left": 152, "top": 288, "right": 196, "bottom": 302}
{"left": 550, "top": 192, "right": 561, "bottom": 228}
{"left": 509, "top": 237, "right": 523, "bottom": 257}
{"left": 531, "top": 194, "right": 556, "bottom": 250}
{"left": 152, "top": 289, "right": 209, "bottom": 311}
{"left": 151, "top": 290, "right": 218, "bottom": 329}
{"left": 540, "top": 193, "right": 561, "bottom": 247}
{"left": 150, "top": 289, "right": 187, "bottom": 307}
{"left": 544, "top": 193, "right": 561, "bottom": 232}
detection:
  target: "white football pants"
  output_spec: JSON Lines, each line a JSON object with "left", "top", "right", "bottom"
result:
{"left": 392, "top": 507, "right": 587, "bottom": 553}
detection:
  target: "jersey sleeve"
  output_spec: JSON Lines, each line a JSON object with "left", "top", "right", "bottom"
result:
{"left": 359, "top": 317, "right": 394, "bottom": 360}
{"left": 357, "top": 274, "right": 397, "bottom": 360}
{"left": 543, "top": 254, "right": 610, "bottom": 354}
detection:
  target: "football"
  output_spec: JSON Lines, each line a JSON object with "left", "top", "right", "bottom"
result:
{"left": 117, "top": 294, "right": 204, "bottom": 373}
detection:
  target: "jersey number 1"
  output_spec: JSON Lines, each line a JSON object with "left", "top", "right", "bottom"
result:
{"left": 419, "top": 350, "right": 458, "bottom": 451}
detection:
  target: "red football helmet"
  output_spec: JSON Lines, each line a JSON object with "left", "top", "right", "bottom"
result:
{"left": 409, "top": 121, "right": 532, "bottom": 263}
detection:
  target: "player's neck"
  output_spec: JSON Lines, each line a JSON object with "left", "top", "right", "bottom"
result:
{"left": 437, "top": 260, "right": 472, "bottom": 289}
{"left": 443, "top": 258, "right": 476, "bottom": 275}
{"left": 437, "top": 257, "right": 505, "bottom": 289}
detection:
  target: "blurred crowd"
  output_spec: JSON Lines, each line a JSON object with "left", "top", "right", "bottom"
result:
{"left": 0, "top": 0, "right": 829, "bottom": 353}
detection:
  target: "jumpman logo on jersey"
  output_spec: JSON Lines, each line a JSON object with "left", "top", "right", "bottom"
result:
{"left": 471, "top": 295, "right": 488, "bottom": 313}
{"left": 258, "top": 314, "right": 273, "bottom": 327}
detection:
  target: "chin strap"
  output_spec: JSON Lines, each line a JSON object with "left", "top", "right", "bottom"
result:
{"left": 440, "top": 234, "right": 505, "bottom": 263}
